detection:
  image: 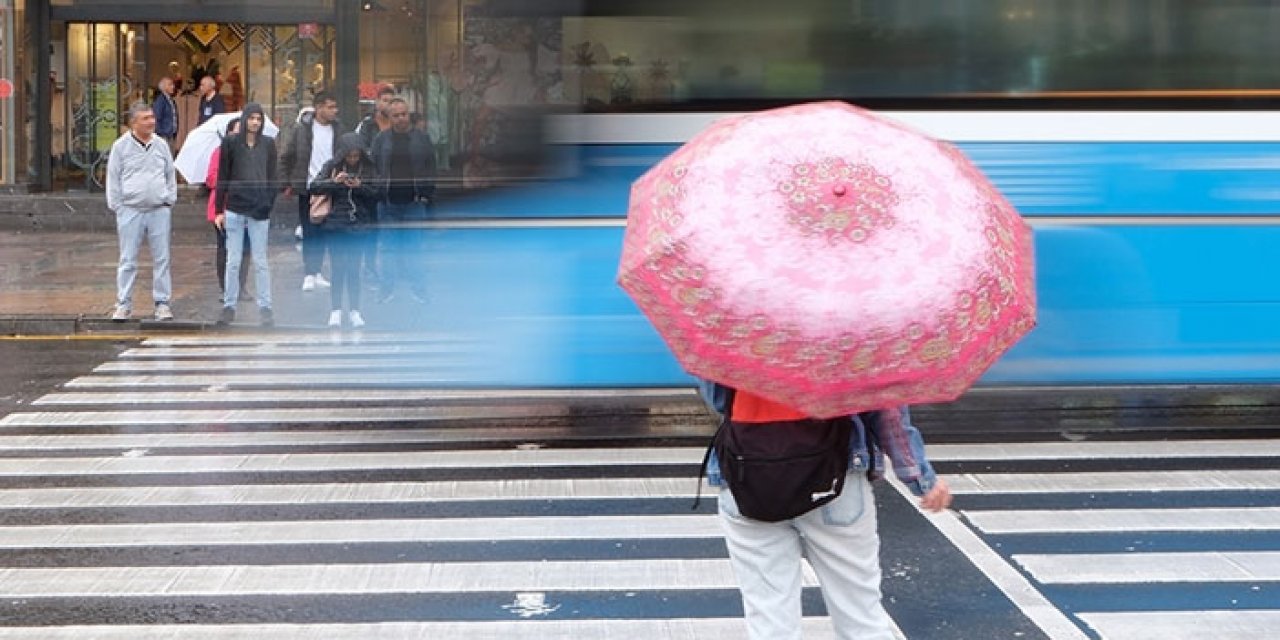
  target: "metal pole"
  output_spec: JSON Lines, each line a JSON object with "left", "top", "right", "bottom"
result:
{"left": 33, "top": 0, "right": 51, "bottom": 191}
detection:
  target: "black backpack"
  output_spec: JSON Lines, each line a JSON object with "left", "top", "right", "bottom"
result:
{"left": 696, "top": 389, "right": 854, "bottom": 522}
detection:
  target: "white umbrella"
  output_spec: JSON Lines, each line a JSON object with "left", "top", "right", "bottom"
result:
{"left": 174, "top": 111, "right": 280, "bottom": 184}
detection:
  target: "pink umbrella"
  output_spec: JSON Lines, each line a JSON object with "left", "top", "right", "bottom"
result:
{"left": 618, "top": 101, "right": 1036, "bottom": 418}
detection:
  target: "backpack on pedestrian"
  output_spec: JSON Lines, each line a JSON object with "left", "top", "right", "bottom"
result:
{"left": 697, "top": 388, "right": 854, "bottom": 523}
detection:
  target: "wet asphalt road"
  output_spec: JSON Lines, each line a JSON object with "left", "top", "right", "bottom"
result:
{"left": 0, "top": 336, "right": 1275, "bottom": 639}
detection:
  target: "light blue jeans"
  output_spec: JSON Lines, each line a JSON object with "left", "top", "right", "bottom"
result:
{"left": 718, "top": 474, "right": 893, "bottom": 640}
{"left": 115, "top": 207, "right": 172, "bottom": 311}
{"left": 222, "top": 211, "right": 272, "bottom": 309}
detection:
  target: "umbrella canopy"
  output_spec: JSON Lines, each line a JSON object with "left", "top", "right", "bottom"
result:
{"left": 618, "top": 101, "right": 1036, "bottom": 418}
{"left": 174, "top": 112, "right": 280, "bottom": 184}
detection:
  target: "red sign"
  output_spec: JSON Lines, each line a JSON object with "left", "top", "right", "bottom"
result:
{"left": 0, "top": 79, "right": 13, "bottom": 100}
{"left": 298, "top": 23, "right": 320, "bottom": 40}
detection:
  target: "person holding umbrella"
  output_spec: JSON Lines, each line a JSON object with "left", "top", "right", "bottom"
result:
{"left": 619, "top": 101, "right": 1036, "bottom": 639}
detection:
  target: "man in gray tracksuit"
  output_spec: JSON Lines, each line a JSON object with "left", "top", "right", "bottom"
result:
{"left": 106, "top": 102, "right": 177, "bottom": 322}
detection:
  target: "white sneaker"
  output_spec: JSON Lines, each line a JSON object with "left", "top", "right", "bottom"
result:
{"left": 302, "top": 275, "right": 316, "bottom": 291}
{"left": 153, "top": 303, "right": 174, "bottom": 321}
{"left": 313, "top": 273, "right": 331, "bottom": 288}
{"left": 327, "top": 310, "right": 343, "bottom": 327}
{"left": 110, "top": 305, "right": 130, "bottom": 322}
{"left": 348, "top": 310, "right": 366, "bottom": 328}
{"left": 295, "top": 225, "right": 304, "bottom": 240}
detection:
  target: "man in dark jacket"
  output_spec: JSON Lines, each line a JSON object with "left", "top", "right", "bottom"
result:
{"left": 214, "top": 102, "right": 278, "bottom": 327}
{"left": 151, "top": 77, "right": 178, "bottom": 147}
{"left": 196, "top": 76, "right": 225, "bottom": 126}
{"left": 370, "top": 97, "right": 436, "bottom": 304}
{"left": 279, "top": 91, "right": 342, "bottom": 292}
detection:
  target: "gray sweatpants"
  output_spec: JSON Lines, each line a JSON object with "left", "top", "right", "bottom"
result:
{"left": 115, "top": 207, "right": 172, "bottom": 310}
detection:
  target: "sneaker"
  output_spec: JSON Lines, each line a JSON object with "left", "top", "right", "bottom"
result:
{"left": 327, "top": 310, "right": 343, "bottom": 328}
{"left": 302, "top": 275, "right": 316, "bottom": 292}
{"left": 153, "top": 303, "right": 174, "bottom": 321}
{"left": 348, "top": 310, "right": 366, "bottom": 328}
{"left": 216, "top": 306, "right": 236, "bottom": 326}
{"left": 110, "top": 305, "right": 131, "bottom": 322}
{"left": 259, "top": 308, "right": 274, "bottom": 327}
{"left": 295, "top": 225, "right": 304, "bottom": 240}
{"left": 313, "top": 273, "right": 331, "bottom": 288}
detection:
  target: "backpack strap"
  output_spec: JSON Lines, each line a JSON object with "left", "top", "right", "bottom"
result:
{"left": 692, "top": 387, "right": 735, "bottom": 511}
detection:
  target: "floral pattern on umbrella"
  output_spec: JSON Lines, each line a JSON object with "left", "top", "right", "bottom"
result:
{"left": 619, "top": 101, "right": 1036, "bottom": 417}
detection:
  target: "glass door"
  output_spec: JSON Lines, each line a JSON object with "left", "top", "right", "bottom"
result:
{"left": 60, "top": 22, "right": 144, "bottom": 190}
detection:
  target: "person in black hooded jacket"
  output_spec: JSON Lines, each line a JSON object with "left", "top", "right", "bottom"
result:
{"left": 309, "top": 132, "right": 378, "bottom": 329}
{"left": 214, "top": 102, "right": 278, "bottom": 327}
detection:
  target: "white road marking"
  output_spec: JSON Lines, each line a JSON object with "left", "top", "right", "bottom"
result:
{"left": 928, "top": 440, "right": 1280, "bottom": 461}
{"left": 965, "top": 507, "right": 1280, "bottom": 534}
{"left": 948, "top": 470, "right": 1280, "bottom": 494}
{"left": 1078, "top": 611, "right": 1280, "bottom": 640}
{"left": 0, "top": 559, "right": 819, "bottom": 596}
{"left": 1014, "top": 551, "right": 1280, "bottom": 584}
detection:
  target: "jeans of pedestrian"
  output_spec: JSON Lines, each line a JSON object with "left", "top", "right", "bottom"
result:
{"left": 115, "top": 207, "right": 172, "bottom": 311}
{"left": 214, "top": 222, "right": 251, "bottom": 295}
{"left": 377, "top": 200, "right": 427, "bottom": 295}
{"left": 718, "top": 473, "right": 894, "bottom": 640}
{"left": 328, "top": 228, "right": 363, "bottom": 311}
{"left": 297, "top": 193, "right": 327, "bottom": 275}
{"left": 222, "top": 211, "right": 272, "bottom": 310}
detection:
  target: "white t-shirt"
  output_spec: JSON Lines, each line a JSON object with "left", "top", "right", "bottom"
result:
{"left": 307, "top": 121, "right": 335, "bottom": 187}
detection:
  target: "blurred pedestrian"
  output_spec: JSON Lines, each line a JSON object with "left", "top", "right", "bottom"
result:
{"left": 106, "top": 102, "right": 176, "bottom": 322}
{"left": 371, "top": 98, "right": 436, "bottom": 304}
{"left": 152, "top": 77, "right": 178, "bottom": 148}
{"left": 204, "top": 116, "right": 250, "bottom": 301}
{"left": 280, "top": 91, "right": 342, "bottom": 292}
{"left": 310, "top": 133, "right": 378, "bottom": 329}
{"left": 698, "top": 381, "right": 951, "bottom": 640}
{"left": 355, "top": 84, "right": 396, "bottom": 148}
{"left": 196, "top": 75, "right": 224, "bottom": 127}
{"left": 214, "top": 103, "right": 278, "bottom": 327}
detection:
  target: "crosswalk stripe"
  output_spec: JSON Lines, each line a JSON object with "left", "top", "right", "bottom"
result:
{"left": 0, "top": 619, "right": 848, "bottom": 640}
{"left": 0, "top": 431, "right": 705, "bottom": 451}
{"left": 929, "top": 440, "right": 1280, "bottom": 460}
{"left": 37, "top": 389, "right": 696, "bottom": 404}
{"left": 965, "top": 507, "right": 1280, "bottom": 534}
{"left": 0, "top": 559, "right": 819, "bottom": 596}
{"left": 66, "top": 373, "right": 484, "bottom": 387}
{"left": 0, "top": 448, "right": 701, "bottom": 475}
{"left": 119, "top": 345, "right": 467, "bottom": 358}
{"left": 0, "top": 516, "right": 722, "bottom": 548}
{"left": 138, "top": 335, "right": 458, "bottom": 347}
{"left": 0, "top": 479, "right": 701, "bottom": 507}
{"left": 1078, "top": 610, "right": 1280, "bottom": 640}
{"left": 949, "top": 470, "right": 1280, "bottom": 493}
{"left": 0, "top": 405, "right": 599, "bottom": 426}
{"left": 95, "top": 358, "right": 464, "bottom": 372}
{"left": 1014, "top": 551, "right": 1280, "bottom": 584}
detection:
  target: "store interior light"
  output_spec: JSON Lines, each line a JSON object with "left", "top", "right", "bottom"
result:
{"left": 362, "top": 1, "right": 385, "bottom": 11}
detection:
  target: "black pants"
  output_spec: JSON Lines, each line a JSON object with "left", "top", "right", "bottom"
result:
{"left": 297, "top": 193, "right": 327, "bottom": 275}
{"left": 215, "top": 222, "right": 251, "bottom": 294}
{"left": 328, "top": 228, "right": 363, "bottom": 311}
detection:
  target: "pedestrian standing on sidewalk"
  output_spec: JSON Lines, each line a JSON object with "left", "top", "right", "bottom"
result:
{"left": 698, "top": 381, "right": 952, "bottom": 640}
{"left": 105, "top": 102, "right": 177, "bottom": 322}
{"left": 196, "top": 76, "right": 225, "bottom": 127}
{"left": 280, "top": 91, "right": 342, "bottom": 293}
{"left": 152, "top": 77, "right": 178, "bottom": 149}
{"left": 310, "top": 133, "right": 378, "bottom": 329}
{"left": 371, "top": 98, "right": 436, "bottom": 304}
{"left": 204, "top": 116, "right": 250, "bottom": 300}
{"left": 214, "top": 103, "right": 278, "bottom": 327}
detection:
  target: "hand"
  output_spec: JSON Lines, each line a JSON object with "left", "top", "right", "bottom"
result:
{"left": 214, "top": 213, "right": 225, "bottom": 230}
{"left": 345, "top": 177, "right": 361, "bottom": 187}
{"left": 335, "top": 171, "right": 349, "bottom": 182}
{"left": 919, "top": 479, "right": 952, "bottom": 513}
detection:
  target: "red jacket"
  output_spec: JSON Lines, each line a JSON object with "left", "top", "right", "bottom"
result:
{"left": 204, "top": 146, "right": 220, "bottom": 222}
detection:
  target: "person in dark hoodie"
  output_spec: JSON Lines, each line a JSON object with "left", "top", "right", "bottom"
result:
{"left": 214, "top": 102, "right": 278, "bottom": 327}
{"left": 309, "top": 133, "right": 378, "bottom": 329}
